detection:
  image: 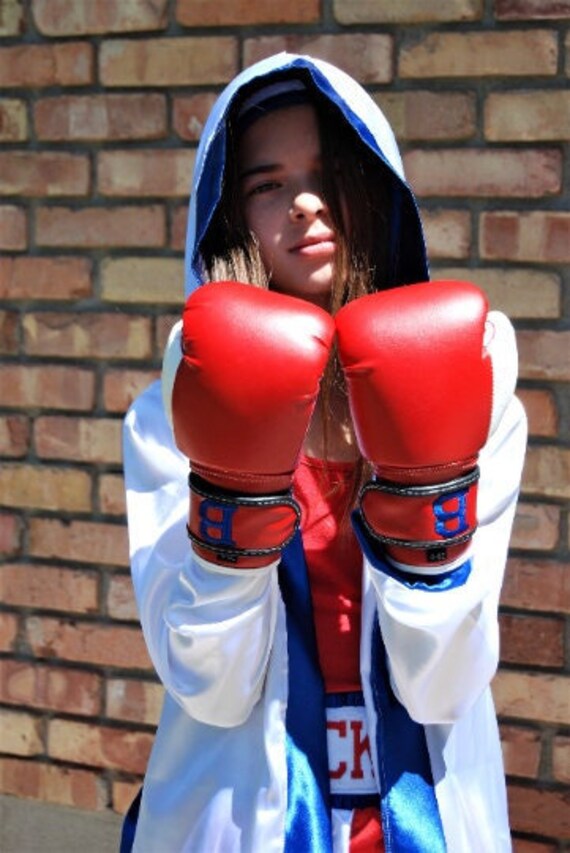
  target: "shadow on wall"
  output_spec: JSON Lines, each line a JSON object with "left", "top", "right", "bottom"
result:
{"left": 0, "top": 795, "right": 123, "bottom": 853}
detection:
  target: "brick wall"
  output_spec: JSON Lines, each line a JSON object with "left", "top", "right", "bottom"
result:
{"left": 0, "top": 0, "right": 568, "bottom": 846}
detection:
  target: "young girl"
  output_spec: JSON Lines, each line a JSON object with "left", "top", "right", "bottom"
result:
{"left": 122, "top": 53, "right": 527, "bottom": 852}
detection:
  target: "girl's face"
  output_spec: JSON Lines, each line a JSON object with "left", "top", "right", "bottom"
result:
{"left": 238, "top": 104, "right": 337, "bottom": 309}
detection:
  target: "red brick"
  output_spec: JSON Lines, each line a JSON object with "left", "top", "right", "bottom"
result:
{"left": 0, "top": 708, "right": 43, "bottom": 756}
{"left": 0, "top": 612, "right": 19, "bottom": 652}
{"left": 0, "top": 153, "right": 90, "bottom": 197}
{"left": 0, "top": 206, "right": 26, "bottom": 251}
{"left": 33, "top": 0, "right": 168, "bottom": 34}
{"left": 171, "top": 205, "right": 188, "bottom": 251}
{"left": 48, "top": 718, "right": 153, "bottom": 774}
{"left": 26, "top": 617, "right": 151, "bottom": 670}
{"left": 0, "top": 319, "right": 18, "bottom": 355}
{"left": 0, "top": 365, "right": 95, "bottom": 411}
{"left": 518, "top": 330, "right": 570, "bottom": 381}
{"left": 106, "top": 574, "right": 138, "bottom": 621}
{"left": 485, "top": 90, "right": 570, "bottom": 141}
{"left": 493, "top": 671, "right": 568, "bottom": 725}
{"left": 36, "top": 205, "right": 166, "bottom": 249}
{"left": 499, "top": 613, "right": 564, "bottom": 667}
{"left": 0, "top": 415, "right": 30, "bottom": 457}
{"left": 0, "top": 660, "right": 101, "bottom": 716}
{"left": 495, "top": 0, "right": 570, "bottom": 19}
{"left": 508, "top": 784, "right": 570, "bottom": 839}
{"left": 0, "top": 514, "right": 22, "bottom": 558}
{"left": 29, "top": 519, "right": 129, "bottom": 567}
{"left": 245, "top": 34, "right": 394, "bottom": 84}
{"left": 419, "top": 209, "right": 471, "bottom": 258}
{"left": 552, "top": 736, "right": 570, "bottom": 784}
{"left": 0, "top": 463, "right": 91, "bottom": 512}
{"left": 528, "top": 444, "right": 570, "bottom": 500}
{"left": 0, "top": 310, "right": 19, "bottom": 355}
{"left": 0, "top": 98, "right": 27, "bottom": 141}
{"left": 0, "top": 0, "right": 24, "bottom": 36}
{"left": 173, "top": 93, "right": 219, "bottom": 141}
{"left": 106, "top": 678, "right": 163, "bottom": 725}
{"left": 98, "top": 474, "right": 126, "bottom": 516}
{"left": 518, "top": 389, "right": 558, "bottom": 437}
{"left": 23, "top": 312, "right": 152, "bottom": 360}
{"left": 177, "top": 0, "right": 319, "bottom": 24}
{"left": 511, "top": 503, "right": 560, "bottom": 551}
{"left": 0, "top": 43, "right": 93, "bottom": 88}
{"left": 0, "top": 563, "right": 99, "bottom": 613}
{"left": 157, "top": 313, "right": 180, "bottom": 352}
{"left": 0, "top": 311, "right": 18, "bottom": 355}
{"left": 35, "top": 94, "right": 167, "bottom": 141}
{"left": 101, "top": 258, "right": 184, "bottom": 304}
{"left": 374, "top": 91, "right": 476, "bottom": 141}
{"left": 98, "top": 150, "right": 195, "bottom": 198}
{"left": 0, "top": 757, "right": 106, "bottom": 810}
{"left": 103, "top": 369, "right": 159, "bottom": 414}
{"left": 0, "top": 257, "right": 92, "bottom": 300}
{"left": 500, "top": 725, "right": 541, "bottom": 778}
{"left": 404, "top": 148, "right": 562, "bottom": 198}
{"left": 501, "top": 557, "right": 570, "bottom": 614}
{"left": 0, "top": 314, "right": 18, "bottom": 357}
{"left": 113, "top": 779, "right": 142, "bottom": 815}
{"left": 512, "top": 841, "right": 556, "bottom": 853}
{"left": 522, "top": 446, "right": 570, "bottom": 500}
{"left": 35, "top": 416, "right": 122, "bottom": 465}
{"left": 399, "top": 30, "right": 557, "bottom": 77}
{"left": 335, "top": 0, "right": 483, "bottom": 22}
{"left": 100, "top": 37, "right": 237, "bottom": 87}
{"left": 480, "top": 211, "right": 570, "bottom": 263}
{"left": 431, "top": 266, "right": 560, "bottom": 319}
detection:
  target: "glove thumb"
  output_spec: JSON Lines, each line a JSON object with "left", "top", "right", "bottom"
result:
{"left": 485, "top": 310, "right": 518, "bottom": 438}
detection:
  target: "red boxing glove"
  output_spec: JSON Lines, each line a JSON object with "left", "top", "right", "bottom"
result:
{"left": 163, "top": 281, "right": 335, "bottom": 567}
{"left": 336, "top": 280, "right": 516, "bottom": 568}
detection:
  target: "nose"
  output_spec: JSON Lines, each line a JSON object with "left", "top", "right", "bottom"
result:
{"left": 289, "top": 190, "right": 328, "bottom": 221}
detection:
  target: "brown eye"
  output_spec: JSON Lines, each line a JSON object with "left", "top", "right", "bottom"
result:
{"left": 249, "top": 180, "right": 280, "bottom": 197}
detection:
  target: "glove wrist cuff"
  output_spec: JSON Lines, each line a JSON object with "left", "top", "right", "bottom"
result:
{"left": 359, "top": 467, "right": 479, "bottom": 566}
{"left": 188, "top": 473, "right": 301, "bottom": 568}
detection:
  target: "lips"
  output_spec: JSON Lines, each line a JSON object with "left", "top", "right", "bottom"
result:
{"left": 290, "top": 232, "right": 336, "bottom": 256}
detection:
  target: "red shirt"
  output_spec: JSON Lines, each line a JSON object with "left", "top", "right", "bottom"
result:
{"left": 293, "top": 454, "right": 363, "bottom": 693}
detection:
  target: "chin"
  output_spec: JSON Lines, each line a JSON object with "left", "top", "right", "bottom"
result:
{"left": 271, "top": 268, "right": 334, "bottom": 306}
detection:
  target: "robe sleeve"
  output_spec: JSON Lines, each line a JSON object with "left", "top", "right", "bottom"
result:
{"left": 360, "top": 396, "right": 527, "bottom": 724}
{"left": 123, "top": 380, "right": 279, "bottom": 728}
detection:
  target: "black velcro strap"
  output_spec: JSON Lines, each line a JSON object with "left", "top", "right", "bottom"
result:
{"left": 361, "top": 468, "right": 480, "bottom": 500}
{"left": 358, "top": 467, "right": 480, "bottom": 553}
{"left": 188, "top": 472, "right": 301, "bottom": 563}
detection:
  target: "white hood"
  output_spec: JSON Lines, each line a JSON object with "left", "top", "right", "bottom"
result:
{"left": 184, "top": 52, "right": 429, "bottom": 298}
